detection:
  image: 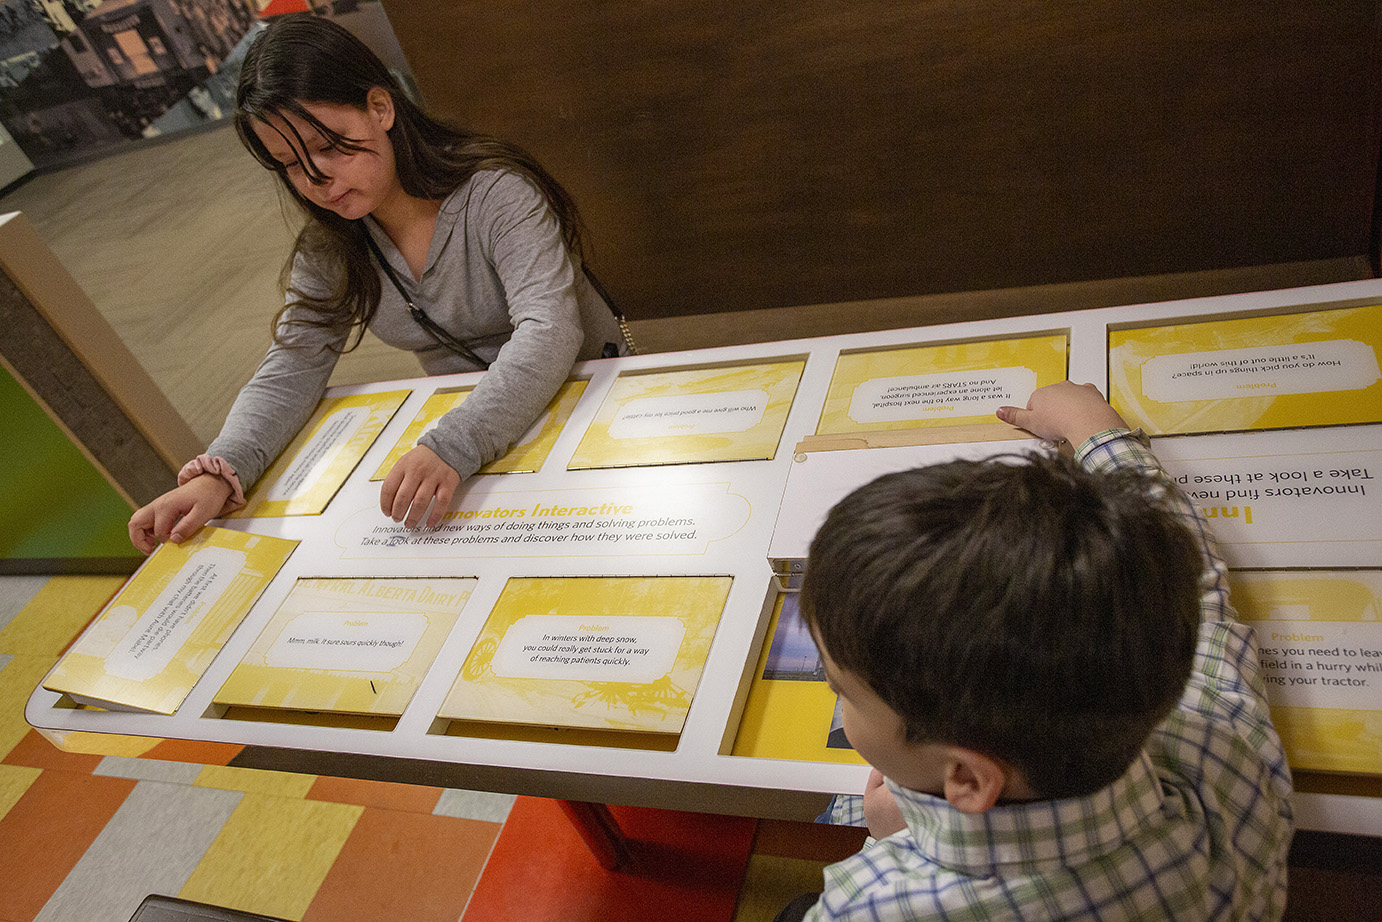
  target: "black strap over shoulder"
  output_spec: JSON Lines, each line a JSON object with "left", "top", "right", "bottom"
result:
{"left": 365, "top": 230, "right": 636, "bottom": 363}
{"left": 584, "top": 263, "right": 638, "bottom": 356}
{"left": 364, "top": 232, "right": 492, "bottom": 370}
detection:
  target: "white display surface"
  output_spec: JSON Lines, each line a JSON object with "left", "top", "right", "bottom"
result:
{"left": 769, "top": 438, "right": 1045, "bottom": 575}
{"left": 1153, "top": 427, "right": 1382, "bottom": 569}
{"left": 27, "top": 279, "right": 1382, "bottom": 834}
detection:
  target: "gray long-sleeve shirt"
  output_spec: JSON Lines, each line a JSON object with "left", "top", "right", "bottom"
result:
{"left": 208, "top": 169, "right": 623, "bottom": 489}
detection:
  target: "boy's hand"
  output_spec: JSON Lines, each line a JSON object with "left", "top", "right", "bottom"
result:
{"left": 863, "top": 769, "right": 906, "bottom": 839}
{"left": 128, "top": 474, "right": 233, "bottom": 554}
{"left": 381, "top": 445, "right": 460, "bottom": 528}
{"left": 997, "top": 381, "right": 1129, "bottom": 448}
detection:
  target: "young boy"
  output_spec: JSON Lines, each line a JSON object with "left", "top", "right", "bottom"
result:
{"left": 791, "top": 382, "right": 1293, "bottom": 922}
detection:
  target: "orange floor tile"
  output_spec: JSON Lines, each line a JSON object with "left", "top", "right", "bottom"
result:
{"left": 303, "top": 807, "right": 501, "bottom": 922}
{"left": 305, "top": 775, "right": 444, "bottom": 814}
{"left": 2, "top": 728, "right": 105, "bottom": 773}
{"left": 464, "top": 797, "right": 757, "bottom": 922}
{"left": 141, "top": 739, "right": 245, "bottom": 766}
{"left": 0, "top": 769, "right": 137, "bottom": 921}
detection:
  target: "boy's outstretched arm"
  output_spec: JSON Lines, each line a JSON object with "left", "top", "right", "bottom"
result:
{"left": 1005, "top": 379, "right": 1293, "bottom": 922}
{"left": 996, "top": 380, "right": 1128, "bottom": 447}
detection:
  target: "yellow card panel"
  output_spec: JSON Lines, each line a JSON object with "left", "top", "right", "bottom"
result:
{"left": 372, "top": 388, "right": 468, "bottom": 480}
{"left": 443, "top": 719, "right": 679, "bottom": 751}
{"left": 214, "top": 576, "right": 474, "bottom": 716}
{"left": 218, "top": 706, "right": 399, "bottom": 732}
{"left": 41, "top": 528, "right": 298, "bottom": 714}
{"left": 1108, "top": 305, "right": 1382, "bottom": 435}
{"left": 51, "top": 732, "right": 161, "bottom": 757}
{"left": 373, "top": 380, "right": 588, "bottom": 480}
{"left": 440, "top": 575, "right": 732, "bottom": 733}
{"left": 1270, "top": 706, "right": 1382, "bottom": 777}
{"left": 568, "top": 361, "right": 805, "bottom": 469}
{"left": 234, "top": 389, "right": 410, "bottom": 518}
{"left": 817, "top": 334, "right": 1069, "bottom": 435}
{"left": 731, "top": 593, "right": 866, "bottom": 764}
{"left": 1232, "top": 569, "right": 1382, "bottom": 774}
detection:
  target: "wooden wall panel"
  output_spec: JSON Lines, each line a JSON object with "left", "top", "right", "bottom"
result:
{"left": 0, "top": 212, "right": 199, "bottom": 573}
{"left": 383, "top": 1, "right": 1382, "bottom": 319}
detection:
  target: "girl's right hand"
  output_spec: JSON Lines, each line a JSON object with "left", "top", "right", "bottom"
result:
{"left": 380, "top": 444, "right": 460, "bottom": 529}
{"left": 128, "top": 474, "right": 234, "bottom": 554}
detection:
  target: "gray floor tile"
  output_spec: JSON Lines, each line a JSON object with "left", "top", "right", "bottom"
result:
{"left": 33, "top": 780, "right": 243, "bottom": 922}
{"left": 93, "top": 755, "right": 205, "bottom": 785}
{"left": 432, "top": 788, "right": 516, "bottom": 824}
{"left": 0, "top": 575, "right": 49, "bottom": 632}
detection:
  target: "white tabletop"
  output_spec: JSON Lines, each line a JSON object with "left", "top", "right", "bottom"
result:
{"left": 28, "top": 278, "right": 1382, "bottom": 834}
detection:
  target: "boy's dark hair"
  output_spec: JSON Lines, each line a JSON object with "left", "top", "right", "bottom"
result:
{"left": 800, "top": 451, "right": 1202, "bottom": 799}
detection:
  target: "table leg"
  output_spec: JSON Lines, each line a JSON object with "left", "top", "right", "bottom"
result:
{"left": 556, "top": 800, "right": 633, "bottom": 871}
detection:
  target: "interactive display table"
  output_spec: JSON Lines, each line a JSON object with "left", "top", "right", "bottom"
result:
{"left": 28, "top": 279, "right": 1382, "bottom": 835}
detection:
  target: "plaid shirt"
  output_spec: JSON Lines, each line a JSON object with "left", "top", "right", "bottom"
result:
{"left": 810, "top": 429, "right": 1293, "bottom": 921}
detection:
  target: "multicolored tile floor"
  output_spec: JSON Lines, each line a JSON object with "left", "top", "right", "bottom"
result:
{"left": 0, "top": 575, "right": 860, "bottom": 922}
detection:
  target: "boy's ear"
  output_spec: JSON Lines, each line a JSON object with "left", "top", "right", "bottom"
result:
{"left": 941, "top": 747, "right": 1009, "bottom": 814}
{"left": 366, "top": 86, "right": 395, "bottom": 131}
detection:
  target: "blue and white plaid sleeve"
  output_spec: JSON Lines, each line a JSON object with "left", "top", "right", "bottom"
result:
{"left": 820, "top": 792, "right": 866, "bottom": 827}
{"left": 800, "top": 428, "right": 1293, "bottom": 922}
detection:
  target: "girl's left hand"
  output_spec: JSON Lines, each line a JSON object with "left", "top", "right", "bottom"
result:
{"left": 381, "top": 445, "right": 460, "bottom": 528}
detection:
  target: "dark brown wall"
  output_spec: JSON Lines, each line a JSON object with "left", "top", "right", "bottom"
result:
{"left": 385, "top": 1, "right": 1382, "bottom": 320}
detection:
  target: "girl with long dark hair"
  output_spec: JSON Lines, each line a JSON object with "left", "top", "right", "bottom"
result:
{"left": 130, "top": 14, "right": 625, "bottom": 552}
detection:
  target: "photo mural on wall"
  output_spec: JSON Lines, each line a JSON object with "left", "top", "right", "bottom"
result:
{"left": 0, "top": 0, "right": 259, "bottom": 171}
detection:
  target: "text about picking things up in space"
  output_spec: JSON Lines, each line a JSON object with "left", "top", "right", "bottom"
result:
{"left": 1141, "top": 339, "right": 1380, "bottom": 404}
